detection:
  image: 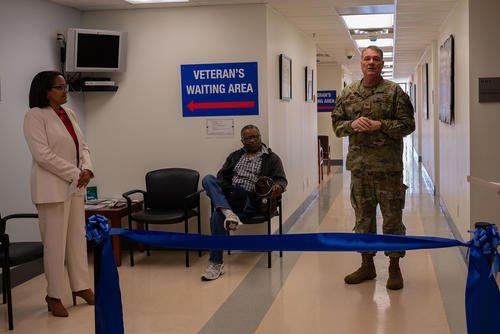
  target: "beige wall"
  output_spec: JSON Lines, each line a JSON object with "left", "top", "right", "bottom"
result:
{"left": 266, "top": 7, "right": 318, "bottom": 215}
{"left": 468, "top": 0, "right": 500, "bottom": 227}
{"left": 0, "top": 0, "right": 82, "bottom": 241}
{"left": 82, "top": 4, "right": 318, "bottom": 230}
{"left": 420, "top": 48, "right": 437, "bottom": 186}
{"left": 436, "top": 0, "right": 470, "bottom": 239}
{"left": 317, "top": 63, "right": 343, "bottom": 161}
{"left": 413, "top": 65, "right": 422, "bottom": 161}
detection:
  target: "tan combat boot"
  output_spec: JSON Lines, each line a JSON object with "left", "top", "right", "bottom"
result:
{"left": 344, "top": 253, "right": 376, "bottom": 284}
{"left": 386, "top": 257, "right": 404, "bottom": 290}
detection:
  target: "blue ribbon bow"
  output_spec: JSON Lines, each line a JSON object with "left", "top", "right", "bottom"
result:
{"left": 468, "top": 224, "right": 500, "bottom": 277}
{"left": 465, "top": 224, "right": 500, "bottom": 334}
{"left": 86, "top": 214, "right": 111, "bottom": 244}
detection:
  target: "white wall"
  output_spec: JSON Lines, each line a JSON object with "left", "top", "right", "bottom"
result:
{"left": 317, "top": 62, "right": 343, "bottom": 161}
{"left": 82, "top": 4, "right": 318, "bottom": 229}
{"left": 468, "top": 0, "right": 500, "bottom": 228}
{"left": 0, "top": 0, "right": 82, "bottom": 241}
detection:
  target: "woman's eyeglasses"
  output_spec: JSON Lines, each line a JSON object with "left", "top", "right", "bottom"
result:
{"left": 51, "top": 84, "right": 69, "bottom": 91}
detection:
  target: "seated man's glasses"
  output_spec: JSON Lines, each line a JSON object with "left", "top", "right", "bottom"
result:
{"left": 242, "top": 134, "right": 260, "bottom": 142}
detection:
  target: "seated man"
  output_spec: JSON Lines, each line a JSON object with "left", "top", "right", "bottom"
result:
{"left": 201, "top": 124, "right": 287, "bottom": 281}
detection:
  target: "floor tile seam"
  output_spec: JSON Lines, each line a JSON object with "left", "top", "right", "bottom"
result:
{"left": 198, "top": 176, "right": 340, "bottom": 334}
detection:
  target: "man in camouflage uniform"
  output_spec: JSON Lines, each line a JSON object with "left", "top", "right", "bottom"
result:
{"left": 331, "top": 45, "right": 415, "bottom": 290}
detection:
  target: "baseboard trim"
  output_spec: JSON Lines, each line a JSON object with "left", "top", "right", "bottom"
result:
{"left": 281, "top": 189, "right": 319, "bottom": 233}
{"left": 438, "top": 197, "right": 468, "bottom": 261}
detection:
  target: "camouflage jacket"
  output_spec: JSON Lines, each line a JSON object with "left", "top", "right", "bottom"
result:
{"left": 331, "top": 79, "right": 415, "bottom": 172}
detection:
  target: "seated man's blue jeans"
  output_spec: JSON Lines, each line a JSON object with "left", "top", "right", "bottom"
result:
{"left": 202, "top": 175, "right": 258, "bottom": 264}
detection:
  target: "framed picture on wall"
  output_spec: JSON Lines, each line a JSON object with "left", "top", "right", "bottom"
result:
{"left": 439, "top": 35, "right": 454, "bottom": 124}
{"left": 305, "top": 66, "right": 313, "bottom": 102}
{"left": 413, "top": 83, "right": 417, "bottom": 113}
{"left": 423, "top": 63, "right": 429, "bottom": 119}
{"left": 279, "top": 54, "right": 292, "bottom": 101}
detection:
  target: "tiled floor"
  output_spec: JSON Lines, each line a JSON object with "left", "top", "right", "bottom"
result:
{"left": 1, "top": 146, "right": 472, "bottom": 333}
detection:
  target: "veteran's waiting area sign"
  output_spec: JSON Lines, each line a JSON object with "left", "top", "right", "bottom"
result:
{"left": 181, "top": 62, "right": 258, "bottom": 117}
{"left": 317, "top": 90, "right": 336, "bottom": 112}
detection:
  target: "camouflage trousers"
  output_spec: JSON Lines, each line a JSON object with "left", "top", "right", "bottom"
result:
{"left": 350, "top": 171, "right": 408, "bottom": 258}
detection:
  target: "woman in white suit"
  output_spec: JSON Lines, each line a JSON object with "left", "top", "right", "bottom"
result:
{"left": 24, "top": 71, "right": 95, "bottom": 317}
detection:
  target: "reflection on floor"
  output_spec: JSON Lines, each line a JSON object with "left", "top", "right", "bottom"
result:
{"left": 1, "top": 149, "right": 471, "bottom": 334}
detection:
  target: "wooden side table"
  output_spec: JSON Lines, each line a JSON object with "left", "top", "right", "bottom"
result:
{"left": 85, "top": 201, "right": 142, "bottom": 267}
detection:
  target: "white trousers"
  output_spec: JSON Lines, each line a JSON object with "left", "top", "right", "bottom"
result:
{"left": 36, "top": 194, "right": 90, "bottom": 298}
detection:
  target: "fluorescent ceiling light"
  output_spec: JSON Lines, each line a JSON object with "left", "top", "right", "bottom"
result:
{"left": 125, "top": 0, "right": 189, "bottom": 4}
{"left": 351, "top": 28, "right": 392, "bottom": 36}
{"left": 356, "top": 38, "right": 393, "bottom": 48}
{"left": 341, "top": 14, "right": 393, "bottom": 29}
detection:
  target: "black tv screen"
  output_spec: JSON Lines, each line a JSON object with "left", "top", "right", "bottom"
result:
{"left": 76, "top": 33, "right": 120, "bottom": 69}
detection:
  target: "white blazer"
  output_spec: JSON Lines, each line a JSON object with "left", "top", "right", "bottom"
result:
{"left": 23, "top": 106, "right": 93, "bottom": 204}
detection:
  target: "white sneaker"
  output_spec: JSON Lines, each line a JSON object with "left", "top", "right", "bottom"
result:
{"left": 201, "top": 262, "right": 224, "bottom": 281}
{"left": 224, "top": 212, "right": 242, "bottom": 231}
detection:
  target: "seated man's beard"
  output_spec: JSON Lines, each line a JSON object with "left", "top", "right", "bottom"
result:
{"left": 244, "top": 143, "right": 261, "bottom": 152}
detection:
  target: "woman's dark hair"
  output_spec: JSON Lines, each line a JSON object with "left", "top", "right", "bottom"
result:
{"left": 29, "top": 71, "right": 64, "bottom": 108}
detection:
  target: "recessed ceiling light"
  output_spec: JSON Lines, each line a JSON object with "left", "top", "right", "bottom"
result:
{"left": 125, "top": 0, "right": 189, "bottom": 4}
{"left": 341, "top": 14, "right": 393, "bottom": 30}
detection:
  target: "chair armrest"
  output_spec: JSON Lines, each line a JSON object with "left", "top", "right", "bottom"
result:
{"left": 184, "top": 189, "right": 205, "bottom": 201}
{"left": 122, "top": 190, "right": 145, "bottom": 225}
{"left": 183, "top": 189, "right": 205, "bottom": 213}
{"left": 122, "top": 189, "right": 146, "bottom": 199}
{"left": 122, "top": 189, "right": 146, "bottom": 206}
{"left": 0, "top": 213, "right": 38, "bottom": 234}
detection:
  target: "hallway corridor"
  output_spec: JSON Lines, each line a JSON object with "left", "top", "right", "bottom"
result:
{"left": 1, "top": 144, "right": 470, "bottom": 334}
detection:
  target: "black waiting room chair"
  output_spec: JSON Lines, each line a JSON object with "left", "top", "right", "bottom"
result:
{"left": 0, "top": 213, "right": 43, "bottom": 331}
{"left": 122, "top": 168, "right": 203, "bottom": 267}
{"left": 318, "top": 135, "right": 331, "bottom": 181}
{"left": 226, "top": 196, "right": 283, "bottom": 268}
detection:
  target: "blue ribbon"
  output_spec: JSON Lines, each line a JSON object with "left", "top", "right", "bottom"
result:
{"left": 112, "top": 228, "right": 465, "bottom": 252}
{"left": 465, "top": 225, "right": 500, "bottom": 334}
{"left": 86, "top": 215, "right": 124, "bottom": 334}
{"left": 89, "top": 225, "right": 500, "bottom": 334}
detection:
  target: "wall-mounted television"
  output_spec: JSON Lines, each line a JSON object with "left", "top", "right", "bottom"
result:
{"left": 65, "top": 28, "right": 127, "bottom": 73}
